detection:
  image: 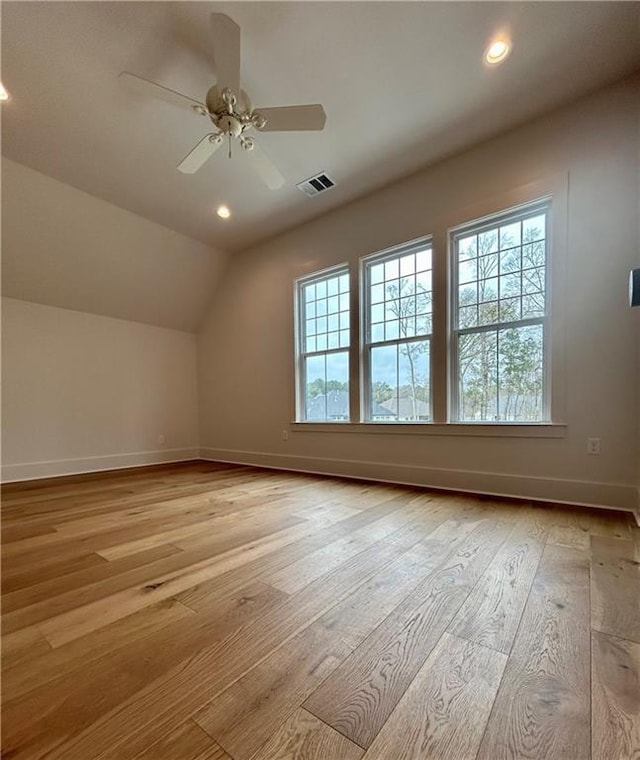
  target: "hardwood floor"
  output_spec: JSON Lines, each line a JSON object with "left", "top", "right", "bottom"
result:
{"left": 1, "top": 461, "right": 638, "bottom": 760}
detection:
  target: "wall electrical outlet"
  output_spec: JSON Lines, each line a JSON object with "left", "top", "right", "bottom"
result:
{"left": 281, "top": 430, "right": 289, "bottom": 441}
{"left": 158, "top": 434, "right": 166, "bottom": 446}
{"left": 587, "top": 437, "right": 601, "bottom": 455}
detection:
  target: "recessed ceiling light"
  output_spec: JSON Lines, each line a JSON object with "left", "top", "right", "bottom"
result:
{"left": 0, "top": 83, "right": 10, "bottom": 101}
{"left": 217, "top": 205, "right": 231, "bottom": 219}
{"left": 485, "top": 39, "right": 511, "bottom": 66}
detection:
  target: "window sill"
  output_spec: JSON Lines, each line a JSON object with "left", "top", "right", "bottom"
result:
{"left": 290, "top": 422, "right": 566, "bottom": 438}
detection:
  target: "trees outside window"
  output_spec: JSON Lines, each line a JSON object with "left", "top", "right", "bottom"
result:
{"left": 295, "top": 199, "right": 551, "bottom": 425}
{"left": 453, "top": 204, "right": 549, "bottom": 421}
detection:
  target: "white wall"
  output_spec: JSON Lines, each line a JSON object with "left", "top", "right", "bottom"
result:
{"left": 1, "top": 298, "right": 199, "bottom": 481}
{"left": 1, "top": 158, "right": 228, "bottom": 332}
{"left": 198, "top": 76, "right": 640, "bottom": 511}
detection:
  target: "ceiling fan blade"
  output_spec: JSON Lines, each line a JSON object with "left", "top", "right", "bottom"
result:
{"left": 177, "top": 134, "right": 223, "bottom": 174}
{"left": 255, "top": 105, "right": 326, "bottom": 132}
{"left": 247, "top": 141, "right": 285, "bottom": 190}
{"left": 210, "top": 14, "right": 241, "bottom": 97}
{"left": 119, "top": 72, "right": 205, "bottom": 114}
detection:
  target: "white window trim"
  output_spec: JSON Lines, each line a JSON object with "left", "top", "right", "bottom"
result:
{"left": 290, "top": 421, "right": 566, "bottom": 437}
{"left": 294, "top": 263, "right": 350, "bottom": 422}
{"left": 291, "top": 173, "right": 568, "bottom": 433}
{"left": 438, "top": 173, "right": 568, "bottom": 426}
{"left": 360, "top": 236, "right": 434, "bottom": 422}
{"left": 449, "top": 198, "right": 552, "bottom": 423}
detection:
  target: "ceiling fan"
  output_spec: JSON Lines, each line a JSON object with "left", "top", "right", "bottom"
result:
{"left": 120, "top": 13, "right": 326, "bottom": 190}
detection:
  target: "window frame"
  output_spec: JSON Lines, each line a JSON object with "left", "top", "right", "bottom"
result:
{"left": 292, "top": 175, "right": 567, "bottom": 436}
{"left": 360, "top": 236, "right": 434, "bottom": 423}
{"left": 449, "top": 198, "right": 552, "bottom": 423}
{"left": 295, "top": 263, "right": 351, "bottom": 423}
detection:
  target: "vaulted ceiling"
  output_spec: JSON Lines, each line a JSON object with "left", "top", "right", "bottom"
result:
{"left": 3, "top": 1, "right": 640, "bottom": 255}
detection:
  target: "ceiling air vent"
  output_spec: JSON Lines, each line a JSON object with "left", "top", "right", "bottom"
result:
{"left": 296, "top": 172, "right": 335, "bottom": 197}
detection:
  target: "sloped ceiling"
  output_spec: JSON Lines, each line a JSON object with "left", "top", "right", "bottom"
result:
{"left": 1, "top": 159, "right": 227, "bottom": 331}
{"left": 2, "top": 1, "right": 639, "bottom": 256}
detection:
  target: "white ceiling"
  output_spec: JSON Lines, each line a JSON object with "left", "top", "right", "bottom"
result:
{"left": 2, "top": 2, "right": 640, "bottom": 253}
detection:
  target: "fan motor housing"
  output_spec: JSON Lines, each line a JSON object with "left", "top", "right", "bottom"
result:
{"left": 217, "top": 114, "right": 243, "bottom": 138}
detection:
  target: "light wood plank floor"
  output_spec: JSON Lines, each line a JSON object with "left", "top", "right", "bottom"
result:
{"left": 2, "top": 462, "right": 638, "bottom": 760}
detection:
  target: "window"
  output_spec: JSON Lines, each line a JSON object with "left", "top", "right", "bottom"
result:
{"left": 296, "top": 266, "right": 350, "bottom": 421}
{"left": 362, "top": 239, "right": 433, "bottom": 421}
{"left": 294, "top": 191, "right": 558, "bottom": 431}
{"left": 452, "top": 201, "right": 549, "bottom": 422}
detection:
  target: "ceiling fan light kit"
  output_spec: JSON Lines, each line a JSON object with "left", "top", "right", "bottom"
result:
{"left": 120, "top": 13, "right": 326, "bottom": 191}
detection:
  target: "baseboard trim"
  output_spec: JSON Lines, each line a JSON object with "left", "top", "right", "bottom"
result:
{"left": 1, "top": 448, "right": 200, "bottom": 483}
{"left": 4, "top": 446, "right": 635, "bottom": 515}
{"left": 200, "top": 447, "right": 636, "bottom": 513}
{"left": 633, "top": 488, "right": 640, "bottom": 527}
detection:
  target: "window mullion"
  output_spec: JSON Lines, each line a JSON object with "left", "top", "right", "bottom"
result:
{"left": 431, "top": 229, "right": 448, "bottom": 423}
{"left": 349, "top": 261, "right": 360, "bottom": 423}
{"left": 366, "top": 333, "right": 432, "bottom": 350}
{"left": 456, "top": 316, "right": 545, "bottom": 336}
{"left": 301, "top": 346, "right": 352, "bottom": 360}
